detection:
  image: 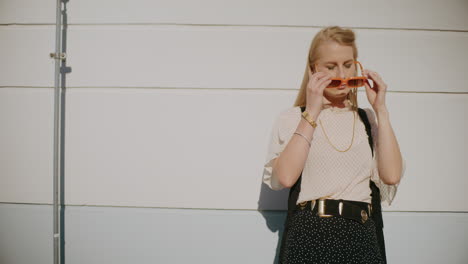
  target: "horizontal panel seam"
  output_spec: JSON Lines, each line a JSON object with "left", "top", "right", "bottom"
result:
{"left": 1, "top": 86, "right": 468, "bottom": 94}
{"left": 1, "top": 202, "right": 468, "bottom": 213}
{"left": 0, "top": 23, "right": 467, "bottom": 33}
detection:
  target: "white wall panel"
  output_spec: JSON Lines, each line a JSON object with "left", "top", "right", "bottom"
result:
{"left": 3, "top": 25, "right": 467, "bottom": 93}
{"left": 384, "top": 212, "right": 468, "bottom": 264}
{"left": 3, "top": 204, "right": 466, "bottom": 264}
{"left": 0, "top": 204, "right": 52, "bottom": 264}
{"left": 387, "top": 92, "right": 468, "bottom": 211}
{"left": 59, "top": 89, "right": 468, "bottom": 211}
{"left": 2, "top": 0, "right": 468, "bottom": 31}
{"left": 0, "top": 0, "right": 55, "bottom": 24}
{"left": 0, "top": 26, "right": 55, "bottom": 87}
{"left": 64, "top": 26, "right": 468, "bottom": 93}
{"left": 63, "top": 88, "right": 293, "bottom": 209}
{"left": 63, "top": 209, "right": 468, "bottom": 264}
{"left": 68, "top": 0, "right": 468, "bottom": 31}
{"left": 0, "top": 88, "right": 54, "bottom": 204}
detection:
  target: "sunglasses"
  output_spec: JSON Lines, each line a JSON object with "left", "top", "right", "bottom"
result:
{"left": 313, "top": 61, "right": 368, "bottom": 89}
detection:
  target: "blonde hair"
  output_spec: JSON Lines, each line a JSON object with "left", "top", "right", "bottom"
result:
{"left": 293, "top": 26, "right": 359, "bottom": 111}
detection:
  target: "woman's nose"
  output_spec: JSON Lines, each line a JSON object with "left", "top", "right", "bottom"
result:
{"left": 337, "top": 67, "right": 346, "bottom": 79}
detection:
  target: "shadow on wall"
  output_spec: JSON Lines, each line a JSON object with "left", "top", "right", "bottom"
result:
{"left": 257, "top": 181, "right": 289, "bottom": 264}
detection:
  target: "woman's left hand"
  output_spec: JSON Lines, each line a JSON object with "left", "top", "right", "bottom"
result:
{"left": 363, "top": 69, "right": 387, "bottom": 112}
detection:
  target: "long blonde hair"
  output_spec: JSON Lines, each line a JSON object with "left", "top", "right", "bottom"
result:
{"left": 294, "top": 26, "right": 359, "bottom": 111}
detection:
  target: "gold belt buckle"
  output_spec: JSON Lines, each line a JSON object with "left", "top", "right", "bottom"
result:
{"left": 317, "top": 198, "right": 333, "bottom": 218}
{"left": 299, "top": 201, "right": 307, "bottom": 210}
{"left": 361, "top": 210, "right": 368, "bottom": 223}
{"left": 299, "top": 200, "right": 316, "bottom": 211}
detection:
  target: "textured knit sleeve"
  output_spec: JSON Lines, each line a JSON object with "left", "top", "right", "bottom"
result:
{"left": 364, "top": 108, "right": 406, "bottom": 207}
{"left": 262, "top": 107, "right": 301, "bottom": 191}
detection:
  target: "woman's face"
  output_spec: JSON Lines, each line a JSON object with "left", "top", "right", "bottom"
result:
{"left": 314, "top": 41, "right": 356, "bottom": 101}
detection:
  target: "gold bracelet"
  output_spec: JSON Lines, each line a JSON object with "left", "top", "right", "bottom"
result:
{"left": 293, "top": 132, "right": 312, "bottom": 146}
{"left": 301, "top": 111, "right": 317, "bottom": 128}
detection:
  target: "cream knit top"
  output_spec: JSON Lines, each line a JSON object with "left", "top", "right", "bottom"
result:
{"left": 262, "top": 97, "right": 406, "bottom": 207}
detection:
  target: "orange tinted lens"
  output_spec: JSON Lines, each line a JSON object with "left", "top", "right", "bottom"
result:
{"left": 327, "top": 79, "right": 342, "bottom": 88}
{"left": 347, "top": 78, "right": 365, "bottom": 87}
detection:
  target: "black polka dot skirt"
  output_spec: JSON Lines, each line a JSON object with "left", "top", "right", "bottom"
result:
{"left": 279, "top": 209, "right": 385, "bottom": 264}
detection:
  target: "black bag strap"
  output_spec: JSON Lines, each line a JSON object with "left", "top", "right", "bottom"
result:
{"left": 357, "top": 108, "right": 387, "bottom": 263}
{"left": 357, "top": 108, "right": 374, "bottom": 156}
{"left": 287, "top": 106, "right": 387, "bottom": 263}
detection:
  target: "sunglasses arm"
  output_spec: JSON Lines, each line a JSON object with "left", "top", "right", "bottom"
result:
{"left": 354, "top": 61, "right": 365, "bottom": 77}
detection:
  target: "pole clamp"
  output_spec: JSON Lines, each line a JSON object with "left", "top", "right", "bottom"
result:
{"left": 49, "top": 52, "right": 67, "bottom": 60}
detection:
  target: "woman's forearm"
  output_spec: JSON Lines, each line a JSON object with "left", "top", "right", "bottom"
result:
{"left": 273, "top": 117, "right": 317, "bottom": 188}
{"left": 375, "top": 107, "right": 404, "bottom": 185}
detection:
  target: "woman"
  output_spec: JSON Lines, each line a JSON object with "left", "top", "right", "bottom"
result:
{"left": 262, "top": 26, "right": 406, "bottom": 263}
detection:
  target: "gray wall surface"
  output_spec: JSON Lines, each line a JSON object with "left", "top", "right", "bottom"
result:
{"left": 1, "top": 204, "right": 468, "bottom": 264}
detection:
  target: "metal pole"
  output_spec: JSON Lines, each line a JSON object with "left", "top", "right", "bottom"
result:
{"left": 53, "top": 0, "right": 63, "bottom": 263}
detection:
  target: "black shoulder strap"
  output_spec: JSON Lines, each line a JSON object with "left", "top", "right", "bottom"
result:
{"left": 357, "top": 107, "right": 387, "bottom": 263}
{"left": 357, "top": 108, "right": 374, "bottom": 157}
{"left": 357, "top": 109, "right": 384, "bottom": 222}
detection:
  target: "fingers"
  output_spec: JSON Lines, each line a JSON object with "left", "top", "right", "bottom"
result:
{"left": 306, "top": 66, "right": 333, "bottom": 94}
{"left": 311, "top": 71, "right": 332, "bottom": 81}
{"left": 316, "top": 73, "right": 332, "bottom": 82}
{"left": 307, "top": 64, "right": 324, "bottom": 79}
{"left": 306, "top": 72, "right": 331, "bottom": 98}
{"left": 363, "top": 69, "right": 385, "bottom": 92}
{"left": 314, "top": 73, "right": 332, "bottom": 89}
{"left": 364, "top": 79, "right": 371, "bottom": 90}
{"left": 317, "top": 75, "right": 332, "bottom": 89}
{"left": 363, "top": 69, "right": 381, "bottom": 82}
{"left": 362, "top": 69, "right": 369, "bottom": 78}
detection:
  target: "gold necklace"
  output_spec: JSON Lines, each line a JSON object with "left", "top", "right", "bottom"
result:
{"left": 319, "top": 110, "right": 356, "bottom": 152}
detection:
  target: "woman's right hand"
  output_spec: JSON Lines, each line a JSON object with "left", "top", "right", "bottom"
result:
{"left": 305, "top": 65, "right": 332, "bottom": 115}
